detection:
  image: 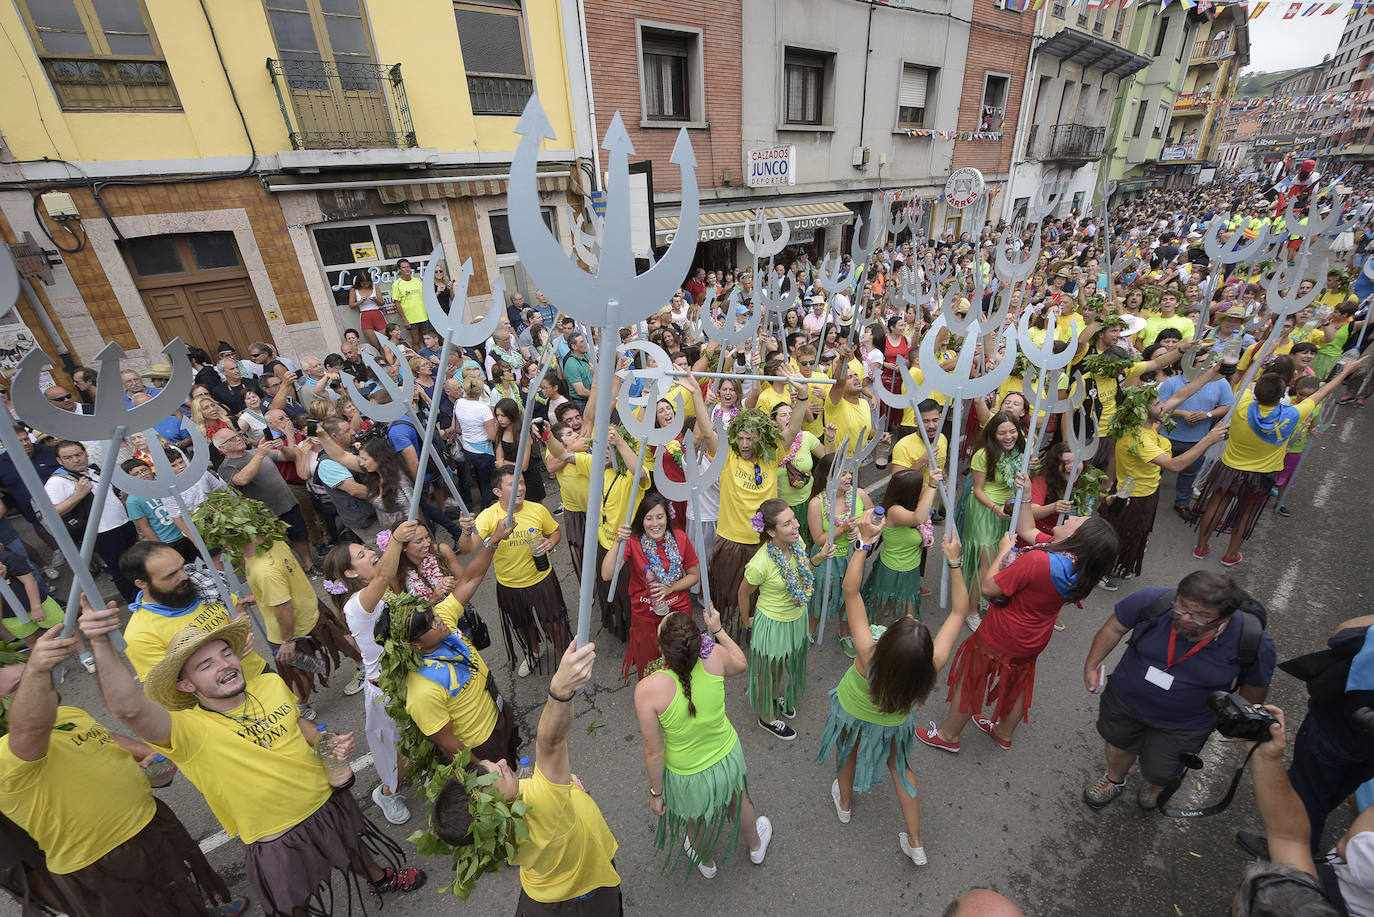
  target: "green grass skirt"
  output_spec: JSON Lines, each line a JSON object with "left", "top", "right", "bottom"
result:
{"left": 860, "top": 554, "right": 922, "bottom": 621}
{"left": 814, "top": 689, "right": 918, "bottom": 796}
{"left": 655, "top": 740, "right": 749, "bottom": 879}
{"left": 809, "top": 554, "right": 850, "bottom": 621}
{"left": 960, "top": 496, "right": 1008, "bottom": 607}
{"left": 747, "top": 612, "right": 810, "bottom": 718}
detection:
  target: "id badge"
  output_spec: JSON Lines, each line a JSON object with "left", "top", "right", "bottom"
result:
{"left": 1144, "top": 665, "right": 1174, "bottom": 691}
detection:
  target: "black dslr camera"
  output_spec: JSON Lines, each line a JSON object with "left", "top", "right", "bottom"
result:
{"left": 1207, "top": 691, "right": 1278, "bottom": 742}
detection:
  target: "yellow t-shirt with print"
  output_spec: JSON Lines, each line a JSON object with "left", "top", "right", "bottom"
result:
{"left": 892, "top": 431, "right": 948, "bottom": 489}
{"left": 244, "top": 540, "right": 320, "bottom": 645}
{"left": 404, "top": 595, "right": 498, "bottom": 750}
{"left": 0, "top": 707, "right": 156, "bottom": 873}
{"left": 1238, "top": 339, "right": 1293, "bottom": 373}
{"left": 899, "top": 360, "right": 953, "bottom": 426}
{"left": 392, "top": 275, "right": 426, "bottom": 323}
{"left": 1089, "top": 360, "right": 1150, "bottom": 426}
{"left": 554, "top": 452, "right": 593, "bottom": 513}
{"left": 153, "top": 673, "right": 331, "bottom": 843}
{"left": 1289, "top": 326, "right": 1327, "bottom": 346}
{"left": 827, "top": 397, "right": 873, "bottom": 457}
{"left": 124, "top": 599, "right": 268, "bottom": 681}
{"left": 1114, "top": 427, "right": 1170, "bottom": 497}
{"left": 514, "top": 765, "right": 620, "bottom": 903}
{"left": 801, "top": 371, "right": 831, "bottom": 437}
{"left": 596, "top": 465, "right": 651, "bottom": 550}
{"left": 715, "top": 449, "right": 779, "bottom": 546}
{"left": 1222, "top": 390, "right": 1316, "bottom": 473}
{"left": 476, "top": 500, "right": 558, "bottom": 588}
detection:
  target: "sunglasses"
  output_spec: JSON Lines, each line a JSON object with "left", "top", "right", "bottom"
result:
{"left": 753, "top": 463, "right": 763, "bottom": 487}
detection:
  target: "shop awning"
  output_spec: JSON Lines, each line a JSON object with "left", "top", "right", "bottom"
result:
{"left": 377, "top": 172, "right": 569, "bottom": 203}
{"left": 654, "top": 201, "right": 856, "bottom": 244}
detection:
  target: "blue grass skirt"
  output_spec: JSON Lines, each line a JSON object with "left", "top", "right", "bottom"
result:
{"left": 860, "top": 554, "right": 922, "bottom": 621}
{"left": 815, "top": 689, "right": 917, "bottom": 796}
{"left": 809, "top": 554, "right": 850, "bottom": 621}
{"left": 655, "top": 741, "right": 749, "bottom": 879}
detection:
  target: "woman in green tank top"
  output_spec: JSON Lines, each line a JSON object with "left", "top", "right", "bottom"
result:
{"left": 815, "top": 511, "right": 971, "bottom": 869}
{"left": 768, "top": 403, "right": 828, "bottom": 537}
{"left": 633, "top": 608, "right": 773, "bottom": 880}
{"left": 861, "top": 470, "right": 938, "bottom": 622}
{"left": 807, "top": 454, "right": 871, "bottom": 658}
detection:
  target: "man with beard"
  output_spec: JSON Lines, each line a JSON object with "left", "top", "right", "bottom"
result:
{"left": 118, "top": 541, "right": 268, "bottom": 681}
{"left": 1079, "top": 571, "right": 1276, "bottom": 812}
{"left": 79, "top": 600, "right": 426, "bottom": 917}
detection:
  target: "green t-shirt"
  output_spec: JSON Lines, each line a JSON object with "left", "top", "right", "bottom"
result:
{"left": 744, "top": 542, "right": 809, "bottom": 623}
{"left": 1141, "top": 313, "right": 1195, "bottom": 346}
{"left": 562, "top": 354, "right": 593, "bottom": 402}
{"left": 1318, "top": 322, "right": 1351, "bottom": 358}
{"left": 877, "top": 521, "right": 923, "bottom": 572}
{"left": 971, "top": 447, "right": 1015, "bottom": 504}
{"left": 775, "top": 432, "right": 821, "bottom": 507}
{"left": 815, "top": 490, "right": 867, "bottom": 558}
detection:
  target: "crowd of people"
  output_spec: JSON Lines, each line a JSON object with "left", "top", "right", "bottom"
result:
{"left": 0, "top": 172, "right": 1371, "bottom": 916}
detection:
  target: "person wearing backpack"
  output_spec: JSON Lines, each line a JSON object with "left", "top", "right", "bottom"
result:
{"left": 1079, "top": 570, "right": 1276, "bottom": 812}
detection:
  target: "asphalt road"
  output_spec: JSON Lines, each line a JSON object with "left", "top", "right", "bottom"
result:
{"left": 8, "top": 405, "right": 1372, "bottom": 917}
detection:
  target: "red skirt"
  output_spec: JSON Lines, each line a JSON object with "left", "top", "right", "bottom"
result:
{"left": 946, "top": 629, "right": 1039, "bottom": 725}
{"left": 622, "top": 603, "right": 686, "bottom": 680}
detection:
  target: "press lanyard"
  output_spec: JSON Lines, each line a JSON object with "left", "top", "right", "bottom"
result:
{"left": 1165, "top": 626, "right": 1217, "bottom": 671}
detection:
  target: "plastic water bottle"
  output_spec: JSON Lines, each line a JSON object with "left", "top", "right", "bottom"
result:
{"left": 642, "top": 566, "right": 671, "bottom": 616}
{"left": 1219, "top": 331, "right": 1243, "bottom": 368}
{"left": 1117, "top": 476, "right": 1136, "bottom": 500}
{"left": 872, "top": 506, "right": 886, "bottom": 520}
{"left": 530, "top": 527, "right": 550, "bottom": 572}
{"left": 516, "top": 756, "right": 534, "bottom": 780}
{"left": 144, "top": 753, "right": 175, "bottom": 788}
{"left": 275, "top": 646, "right": 324, "bottom": 674}
{"left": 314, "top": 723, "right": 353, "bottom": 787}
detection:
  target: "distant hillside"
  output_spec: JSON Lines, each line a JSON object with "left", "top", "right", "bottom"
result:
{"left": 1236, "top": 68, "right": 1301, "bottom": 98}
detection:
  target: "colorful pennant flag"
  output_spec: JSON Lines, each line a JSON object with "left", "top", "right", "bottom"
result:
{"left": 1323, "top": 3, "right": 1341, "bottom": 12}
{"left": 1248, "top": 1, "right": 1268, "bottom": 15}
{"left": 1283, "top": 2, "right": 1301, "bottom": 15}
{"left": 1302, "top": 3, "right": 1323, "bottom": 13}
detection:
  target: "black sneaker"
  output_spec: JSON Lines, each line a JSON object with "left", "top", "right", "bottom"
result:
{"left": 758, "top": 717, "right": 796, "bottom": 740}
{"left": 776, "top": 696, "right": 797, "bottom": 719}
{"left": 1235, "top": 830, "right": 1270, "bottom": 860}
{"left": 369, "top": 866, "right": 426, "bottom": 896}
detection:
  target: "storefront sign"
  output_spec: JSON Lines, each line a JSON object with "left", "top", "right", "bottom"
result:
{"left": 746, "top": 146, "right": 797, "bottom": 188}
{"left": 1160, "top": 145, "right": 1195, "bottom": 162}
{"left": 1253, "top": 134, "right": 1319, "bottom": 152}
{"left": 943, "top": 168, "right": 984, "bottom": 209}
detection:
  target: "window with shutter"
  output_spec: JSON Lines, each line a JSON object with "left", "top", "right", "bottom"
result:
{"left": 898, "top": 64, "right": 931, "bottom": 128}
{"left": 641, "top": 30, "right": 692, "bottom": 121}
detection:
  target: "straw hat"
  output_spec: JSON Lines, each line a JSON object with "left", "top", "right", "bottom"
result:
{"left": 143, "top": 619, "right": 252, "bottom": 711}
{"left": 143, "top": 363, "right": 173, "bottom": 380}
{"left": 1216, "top": 303, "right": 1247, "bottom": 321}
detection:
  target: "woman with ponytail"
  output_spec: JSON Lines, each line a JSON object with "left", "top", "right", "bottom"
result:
{"left": 633, "top": 607, "right": 773, "bottom": 880}
{"left": 807, "top": 453, "right": 871, "bottom": 658}
{"left": 861, "top": 470, "right": 937, "bottom": 622}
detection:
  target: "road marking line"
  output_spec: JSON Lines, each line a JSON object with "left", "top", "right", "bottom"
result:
{"left": 197, "top": 752, "right": 375, "bottom": 854}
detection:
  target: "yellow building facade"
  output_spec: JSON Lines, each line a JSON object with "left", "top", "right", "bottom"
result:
{"left": 1159, "top": 4, "right": 1249, "bottom": 178}
{"left": 0, "top": 0, "right": 584, "bottom": 371}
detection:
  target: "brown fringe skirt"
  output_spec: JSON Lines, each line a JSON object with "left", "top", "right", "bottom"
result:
{"left": 275, "top": 601, "right": 363, "bottom": 700}
{"left": 244, "top": 788, "right": 404, "bottom": 917}
{"left": 495, "top": 573, "right": 571, "bottom": 673}
{"left": 514, "top": 882, "right": 622, "bottom": 916}
{"left": 0, "top": 812, "right": 70, "bottom": 917}
{"left": 48, "top": 798, "right": 230, "bottom": 917}
{"left": 1189, "top": 463, "right": 1274, "bottom": 541}
{"left": 1104, "top": 489, "right": 1160, "bottom": 579}
{"left": 707, "top": 536, "right": 757, "bottom": 644}
{"left": 563, "top": 510, "right": 587, "bottom": 576}
{"left": 594, "top": 542, "right": 632, "bottom": 642}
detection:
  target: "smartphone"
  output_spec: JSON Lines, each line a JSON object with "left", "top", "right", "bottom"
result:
{"left": 305, "top": 419, "right": 320, "bottom": 437}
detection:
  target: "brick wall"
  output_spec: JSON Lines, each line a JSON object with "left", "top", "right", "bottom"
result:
{"left": 953, "top": 0, "right": 1034, "bottom": 176}
{"left": 584, "top": 0, "right": 742, "bottom": 195}
{"left": 48, "top": 177, "right": 314, "bottom": 349}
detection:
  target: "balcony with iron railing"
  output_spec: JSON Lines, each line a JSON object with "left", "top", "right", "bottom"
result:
{"left": 1191, "top": 36, "right": 1233, "bottom": 62}
{"left": 1044, "top": 123, "right": 1106, "bottom": 164}
{"left": 267, "top": 58, "right": 417, "bottom": 150}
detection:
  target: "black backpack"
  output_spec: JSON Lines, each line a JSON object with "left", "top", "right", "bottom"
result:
{"left": 1128, "top": 588, "right": 1268, "bottom": 690}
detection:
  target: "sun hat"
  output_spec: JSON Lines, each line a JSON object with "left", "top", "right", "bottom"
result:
{"left": 143, "top": 619, "right": 252, "bottom": 711}
{"left": 143, "top": 363, "right": 173, "bottom": 380}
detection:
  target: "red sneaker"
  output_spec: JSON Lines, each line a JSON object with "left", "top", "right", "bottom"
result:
{"left": 1192, "top": 545, "right": 1210, "bottom": 560}
{"left": 920, "top": 586, "right": 933, "bottom": 597}
{"left": 972, "top": 715, "right": 1013, "bottom": 749}
{"left": 916, "top": 723, "right": 960, "bottom": 753}
{"left": 369, "top": 867, "right": 426, "bottom": 896}
{"left": 1221, "top": 551, "right": 1243, "bottom": 567}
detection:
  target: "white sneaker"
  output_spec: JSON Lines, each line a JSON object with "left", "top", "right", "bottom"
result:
{"left": 682, "top": 834, "right": 717, "bottom": 878}
{"left": 899, "top": 831, "right": 928, "bottom": 866}
{"left": 343, "top": 667, "right": 366, "bottom": 696}
{"left": 372, "top": 785, "right": 411, "bottom": 825}
{"left": 749, "top": 816, "right": 773, "bottom": 864}
{"left": 516, "top": 657, "right": 531, "bottom": 678}
{"left": 831, "top": 779, "right": 851, "bottom": 824}
{"left": 49, "top": 553, "right": 67, "bottom": 570}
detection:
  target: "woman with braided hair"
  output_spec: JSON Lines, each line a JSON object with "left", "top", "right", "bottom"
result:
{"left": 633, "top": 606, "right": 773, "bottom": 880}
{"left": 687, "top": 372, "right": 807, "bottom": 639}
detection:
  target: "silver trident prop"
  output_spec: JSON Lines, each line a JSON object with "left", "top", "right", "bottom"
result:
{"left": 813, "top": 434, "right": 849, "bottom": 646}
{"left": 1058, "top": 397, "right": 1102, "bottom": 526}
{"left": 1006, "top": 309, "right": 1083, "bottom": 538}
{"left": 651, "top": 420, "right": 727, "bottom": 614}
{"left": 409, "top": 248, "right": 502, "bottom": 521}
{"left": 605, "top": 341, "right": 685, "bottom": 600}
{"left": 815, "top": 427, "right": 882, "bottom": 645}
{"left": 507, "top": 97, "right": 700, "bottom": 645}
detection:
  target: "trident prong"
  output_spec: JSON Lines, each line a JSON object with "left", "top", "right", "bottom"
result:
{"left": 11, "top": 339, "right": 193, "bottom": 444}
{"left": 815, "top": 252, "right": 850, "bottom": 295}
{"left": 651, "top": 423, "right": 726, "bottom": 612}
{"left": 742, "top": 209, "right": 790, "bottom": 261}
{"left": 814, "top": 433, "right": 850, "bottom": 645}
{"left": 701, "top": 290, "right": 763, "bottom": 350}
{"left": 1031, "top": 180, "right": 1067, "bottom": 223}
{"left": 564, "top": 201, "right": 604, "bottom": 271}
{"left": 1203, "top": 214, "right": 1271, "bottom": 266}
{"left": 995, "top": 232, "right": 1041, "bottom": 286}
{"left": 338, "top": 337, "right": 414, "bottom": 424}
{"left": 1266, "top": 252, "right": 1326, "bottom": 320}
{"left": 1057, "top": 398, "right": 1102, "bottom": 525}
{"left": 420, "top": 248, "right": 503, "bottom": 348}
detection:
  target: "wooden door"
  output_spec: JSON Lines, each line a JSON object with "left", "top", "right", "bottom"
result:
{"left": 124, "top": 233, "right": 273, "bottom": 355}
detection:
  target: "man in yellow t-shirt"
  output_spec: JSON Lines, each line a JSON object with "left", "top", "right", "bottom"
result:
{"left": 120, "top": 541, "right": 268, "bottom": 680}
{"left": 0, "top": 627, "right": 240, "bottom": 914}
{"left": 80, "top": 603, "right": 428, "bottom": 913}
{"left": 892, "top": 399, "right": 949, "bottom": 489}
{"left": 587, "top": 426, "right": 651, "bottom": 641}
{"left": 543, "top": 420, "right": 594, "bottom": 577}
{"left": 461, "top": 466, "right": 567, "bottom": 677}
{"left": 790, "top": 343, "right": 830, "bottom": 437}
{"left": 432, "top": 638, "right": 619, "bottom": 911}
{"left": 390, "top": 258, "right": 426, "bottom": 330}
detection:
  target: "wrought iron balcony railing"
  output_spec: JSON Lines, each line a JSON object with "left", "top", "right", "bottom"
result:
{"left": 267, "top": 58, "right": 417, "bottom": 151}
{"left": 1046, "top": 123, "right": 1107, "bottom": 163}
{"left": 467, "top": 75, "right": 533, "bottom": 115}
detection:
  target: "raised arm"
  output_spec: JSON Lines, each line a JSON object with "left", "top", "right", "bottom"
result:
{"left": 1250, "top": 707, "right": 1319, "bottom": 878}
{"left": 1310, "top": 352, "right": 1372, "bottom": 407}
{"left": 929, "top": 533, "right": 970, "bottom": 670}
{"left": 685, "top": 371, "right": 718, "bottom": 455}
{"left": 844, "top": 511, "right": 883, "bottom": 667}
{"left": 79, "top": 598, "right": 172, "bottom": 746}
{"left": 4, "top": 627, "right": 79, "bottom": 761}
{"left": 535, "top": 639, "right": 597, "bottom": 785}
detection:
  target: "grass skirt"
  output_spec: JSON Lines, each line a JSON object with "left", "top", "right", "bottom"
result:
{"left": 1104, "top": 489, "right": 1159, "bottom": 578}
{"left": 655, "top": 741, "right": 749, "bottom": 879}
{"left": 809, "top": 554, "right": 849, "bottom": 621}
{"left": 496, "top": 574, "right": 571, "bottom": 675}
{"left": 275, "top": 602, "right": 360, "bottom": 701}
{"left": 961, "top": 497, "right": 1009, "bottom": 607}
{"left": 815, "top": 689, "right": 917, "bottom": 796}
{"left": 1189, "top": 463, "right": 1274, "bottom": 541}
{"left": 861, "top": 553, "right": 922, "bottom": 621}
{"left": 946, "top": 629, "right": 1038, "bottom": 726}
{"left": 747, "top": 612, "right": 810, "bottom": 718}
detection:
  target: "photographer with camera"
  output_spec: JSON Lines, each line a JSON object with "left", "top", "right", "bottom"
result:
{"left": 1081, "top": 571, "right": 1276, "bottom": 811}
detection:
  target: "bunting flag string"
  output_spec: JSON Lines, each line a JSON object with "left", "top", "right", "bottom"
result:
{"left": 900, "top": 128, "right": 1005, "bottom": 141}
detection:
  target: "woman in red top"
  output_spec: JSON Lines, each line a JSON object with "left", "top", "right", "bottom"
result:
{"left": 602, "top": 492, "right": 700, "bottom": 680}
{"left": 1018, "top": 442, "right": 1076, "bottom": 547}
{"left": 879, "top": 316, "right": 913, "bottom": 430}
{"left": 917, "top": 515, "right": 1117, "bottom": 752}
